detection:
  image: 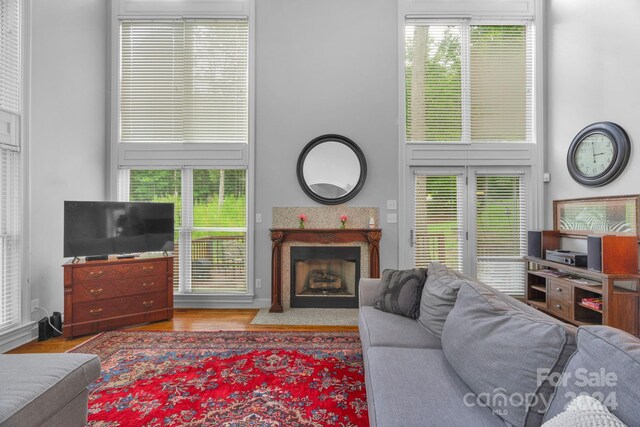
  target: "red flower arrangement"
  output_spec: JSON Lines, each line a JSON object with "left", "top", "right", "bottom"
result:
{"left": 340, "top": 214, "right": 348, "bottom": 229}
{"left": 298, "top": 213, "right": 307, "bottom": 229}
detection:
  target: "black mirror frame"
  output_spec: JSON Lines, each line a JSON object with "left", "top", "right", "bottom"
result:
{"left": 296, "top": 134, "right": 367, "bottom": 205}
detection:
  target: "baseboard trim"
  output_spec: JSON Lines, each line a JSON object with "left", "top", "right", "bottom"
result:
{"left": 174, "top": 294, "right": 270, "bottom": 309}
{"left": 0, "top": 321, "right": 37, "bottom": 353}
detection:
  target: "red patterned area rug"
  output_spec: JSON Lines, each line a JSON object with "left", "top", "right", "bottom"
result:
{"left": 69, "top": 330, "right": 368, "bottom": 426}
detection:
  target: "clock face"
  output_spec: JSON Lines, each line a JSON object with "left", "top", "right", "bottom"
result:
{"left": 573, "top": 133, "right": 615, "bottom": 177}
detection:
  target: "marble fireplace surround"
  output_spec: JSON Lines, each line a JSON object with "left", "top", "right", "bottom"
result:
{"left": 270, "top": 207, "right": 381, "bottom": 313}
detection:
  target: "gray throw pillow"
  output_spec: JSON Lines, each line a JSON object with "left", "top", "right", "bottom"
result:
{"left": 417, "top": 262, "right": 466, "bottom": 337}
{"left": 373, "top": 268, "right": 427, "bottom": 319}
{"left": 442, "top": 282, "right": 577, "bottom": 427}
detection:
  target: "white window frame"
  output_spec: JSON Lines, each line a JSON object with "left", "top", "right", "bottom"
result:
{"left": 108, "top": 0, "right": 255, "bottom": 306}
{"left": 398, "top": 0, "right": 546, "bottom": 271}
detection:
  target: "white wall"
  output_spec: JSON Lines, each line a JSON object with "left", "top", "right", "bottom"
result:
{"left": 29, "top": 0, "right": 108, "bottom": 316}
{"left": 546, "top": 0, "right": 640, "bottom": 226}
{"left": 253, "top": 0, "right": 400, "bottom": 302}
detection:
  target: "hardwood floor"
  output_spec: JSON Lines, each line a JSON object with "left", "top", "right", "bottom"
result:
{"left": 7, "top": 309, "right": 358, "bottom": 354}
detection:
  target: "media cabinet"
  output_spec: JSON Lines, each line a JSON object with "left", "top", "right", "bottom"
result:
{"left": 525, "top": 234, "right": 640, "bottom": 337}
{"left": 63, "top": 256, "right": 174, "bottom": 338}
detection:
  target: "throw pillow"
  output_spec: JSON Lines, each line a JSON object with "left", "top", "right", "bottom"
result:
{"left": 542, "top": 395, "right": 624, "bottom": 427}
{"left": 417, "top": 262, "right": 466, "bottom": 337}
{"left": 373, "top": 268, "right": 427, "bottom": 319}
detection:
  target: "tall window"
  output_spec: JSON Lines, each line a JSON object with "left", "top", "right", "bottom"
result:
{"left": 0, "top": 0, "right": 22, "bottom": 330}
{"left": 405, "top": 21, "right": 534, "bottom": 143}
{"left": 117, "top": 16, "right": 250, "bottom": 296}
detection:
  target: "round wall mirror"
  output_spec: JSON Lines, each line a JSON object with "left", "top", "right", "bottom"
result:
{"left": 297, "top": 134, "right": 367, "bottom": 205}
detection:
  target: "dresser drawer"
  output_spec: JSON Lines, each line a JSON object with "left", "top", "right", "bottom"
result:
{"left": 548, "top": 280, "right": 572, "bottom": 303}
{"left": 72, "top": 260, "right": 168, "bottom": 283}
{"left": 547, "top": 297, "right": 573, "bottom": 319}
{"left": 73, "top": 275, "right": 167, "bottom": 302}
{"left": 73, "top": 291, "right": 168, "bottom": 323}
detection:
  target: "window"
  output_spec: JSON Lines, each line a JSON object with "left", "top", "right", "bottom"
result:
{"left": 412, "top": 169, "right": 528, "bottom": 297}
{"left": 414, "top": 174, "right": 464, "bottom": 271}
{"left": 0, "top": 0, "right": 21, "bottom": 331}
{"left": 474, "top": 174, "right": 527, "bottom": 296}
{"left": 405, "top": 21, "right": 534, "bottom": 143}
{"left": 121, "top": 169, "right": 247, "bottom": 294}
{"left": 116, "top": 13, "right": 251, "bottom": 298}
{"left": 120, "top": 19, "right": 249, "bottom": 144}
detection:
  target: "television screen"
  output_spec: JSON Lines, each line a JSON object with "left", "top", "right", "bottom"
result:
{"left": 64, "top": 201, "right": 174, "bottom": 258}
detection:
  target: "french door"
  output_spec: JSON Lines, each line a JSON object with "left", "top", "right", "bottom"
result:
{"left": 407, "top": 167, "right": 529, "bottom": 296}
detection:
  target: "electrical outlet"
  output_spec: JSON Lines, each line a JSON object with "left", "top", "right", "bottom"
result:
{"left": 255, "top": 279, "right": 262, "bottom": 289}
{"left": 31, "top": 299, "right": 39, "bottom": 312}
{"left": 387, "top": 200, "right": 397, "bottom": 210}
{"left": 387, "top": 213, "right": 397, "bottom": 224}
{"left": 256, "top": 213, "right": 262, "bottom": 223}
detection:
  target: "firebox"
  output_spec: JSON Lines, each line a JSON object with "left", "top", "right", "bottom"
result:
{"left": 290, "top": 246, "right": 360, "bottom": 308}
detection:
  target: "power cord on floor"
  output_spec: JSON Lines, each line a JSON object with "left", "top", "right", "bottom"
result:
{"left": 34, "top": 306, "right": 63, "bottom": 335}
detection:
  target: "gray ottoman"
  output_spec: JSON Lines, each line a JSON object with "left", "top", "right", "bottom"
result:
{"left": 0, "top": 353, "right": 101, "bottom": 427}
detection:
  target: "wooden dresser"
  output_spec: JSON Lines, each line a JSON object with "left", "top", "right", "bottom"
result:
{"left": 63, "top": 256, "right": 174, "bottom": 338}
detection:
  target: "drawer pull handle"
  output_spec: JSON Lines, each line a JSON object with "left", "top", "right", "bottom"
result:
{"left": 555, "top": 304, "right": 562, "bottom": 309}
{"left": 143, "top": 300, "right": 154, "bottom": 307}
{"left": 89, "top": 288, "right": 104, "bottom": 296}
{"left": 556, "top": 287, "right": 562, "bottom": 292}
{"left": 142, "top": 281, "right": 155, "bottom": 288}
{"left": 89, "top": 271, "right": 104, "bottom": 277}
{"left": 142, "top": 266, "right": 155, "bottom": 271}
{"left": 89, "top": 308, "right": 103, "bottom": 315}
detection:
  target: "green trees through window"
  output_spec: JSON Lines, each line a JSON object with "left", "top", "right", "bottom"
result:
{"left": 405, "top": 23, "right": 531, "bottom": 143}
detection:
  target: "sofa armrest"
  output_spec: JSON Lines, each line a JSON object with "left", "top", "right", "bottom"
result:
{"left": 359, "top": 278, "right": 380, "bottom": 307}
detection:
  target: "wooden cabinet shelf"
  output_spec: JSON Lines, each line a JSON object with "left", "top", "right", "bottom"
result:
{"left": 63, "top": 256, "right": 174, "bottom": 338}
{"left": 525, "top": 255, "right": 639, "bottom": 336}
{"left": 577, "top": 302, "right": 603, "bottom": 314}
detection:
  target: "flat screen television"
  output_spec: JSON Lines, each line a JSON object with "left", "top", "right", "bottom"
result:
{"left": 64, "top": 201, "right": 174, "bottom": 258}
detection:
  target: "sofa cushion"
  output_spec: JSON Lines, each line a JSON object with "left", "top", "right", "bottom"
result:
{"left": 542, "top": 395, "right": 625, "bottom": 427}
{"left": 359, "top": 306, "right": 441, "bottom": 350}
{"left": 441, "top": 283, "right": 577, "bottom": 427}
{"left": 374, "top": 268, "right": 427, "bottom": 319}
{"left": 543, "top": 326, "right": 640, "bottom": 426}
{"left": 367, "top": 347, "right": 504, "bottom": 427}
{"left": 0, "top": 353, "right": 101, "bottom": 426}
{"left": 417, "top": 262, "right": 466, "bottom": 337}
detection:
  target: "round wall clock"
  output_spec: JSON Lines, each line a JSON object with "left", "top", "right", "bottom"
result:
{"left": 567, "top": 121, "right": 631, "bottom": 187}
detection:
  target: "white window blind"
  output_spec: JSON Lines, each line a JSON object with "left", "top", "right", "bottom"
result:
{"left": 0, "top": 0, "right": 20, "bottom": 332}
{"left": 120, "top": 19, "right": 248, "bottom": 144}
{"left": 475, "top": 174, "right": 526, "bottom": 296}
{"left": 414, "top": 174, "right": 464, "bottom": 271}
{"left": 0, "top": 0, "right": 20, "bottom": 115}
{"left": 123, "top": 169, "right": 247, "bottom": 294}
{"left": 405, "top": 21, "right": 533, "bottom": 143}
{"left": 0, "top": 148, "right": 20, "bottom": 331}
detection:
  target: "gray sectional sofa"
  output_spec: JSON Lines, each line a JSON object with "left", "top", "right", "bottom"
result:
{"left": 0, "top": 353, "right": 100, "bottom": 427}
{"left": 359, "top": 263, "right": 640, "bottom": 427}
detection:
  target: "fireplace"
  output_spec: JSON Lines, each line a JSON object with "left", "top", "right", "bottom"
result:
{"left": 269, "top": 228, "right": 381, "bottom": 312}
{"left": 291, "top": 246, "right": 360, "bottom": 308}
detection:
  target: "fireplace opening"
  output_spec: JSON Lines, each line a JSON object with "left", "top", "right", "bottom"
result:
{"left": 290, "top": 246, "right": 360, "bottom": 308}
